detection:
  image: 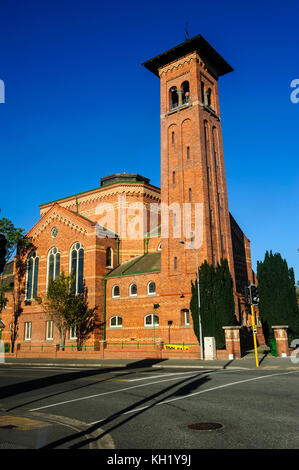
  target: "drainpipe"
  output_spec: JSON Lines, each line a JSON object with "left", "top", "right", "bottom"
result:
{"left": 145, "top": 237, "right": 149, "bottom": 254}
{"left": 116, "top": 237, "right": 120, "bottom": 265}
{"left": 103, "top": 278, "right": 107, "bottom": 341}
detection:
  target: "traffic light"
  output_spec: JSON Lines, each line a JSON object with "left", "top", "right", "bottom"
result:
{"left": 0, "top": 234, "right": 7, "bottom": 275}
{"left": 249, "top": 284, "right": 259, "bottom": 305}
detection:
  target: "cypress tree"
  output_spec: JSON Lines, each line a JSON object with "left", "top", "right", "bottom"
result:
{"left": 257, "top": 251, "right": 299, "bottom": 343}
{"left": 214, "top": 259, "right": 236, "bottom": 348}
{"left": 190, "top": 261, "right": 215, "bottom": 344}
{"left": 190, "top": 258, "right": 236, "bottom": 349}
{"left": 190, "top": 279, "right": 199, "bottom": 343}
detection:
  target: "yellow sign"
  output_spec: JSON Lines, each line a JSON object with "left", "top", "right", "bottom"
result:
{"left": 164, "top": 344, "right": 190, "bottom": 351}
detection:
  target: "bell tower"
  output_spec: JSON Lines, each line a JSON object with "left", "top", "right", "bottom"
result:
{"left": 143, "top": 35, "right": 237, "bottom": 296}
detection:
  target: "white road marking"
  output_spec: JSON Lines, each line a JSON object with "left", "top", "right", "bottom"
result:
{"left": 124, "top": 369, "right": 242, "bottom": 382}
{"left": 86, "top": 370, "right": 299, "bottom": 425}
{"left": 125, "top": 370, "right": 214, "bottom": 382}
{"left": 29, "top": 369, "right": 298, "bottom": 413}
{"left": 29, "top": 373, "right": 204, "bottom": 411}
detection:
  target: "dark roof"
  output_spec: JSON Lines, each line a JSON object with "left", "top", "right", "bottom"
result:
{"left": 106, "top": 252, "right": 161, "bottom": 278}
{"left": 1, "top": 274, "right": 14, "bottom": 289}
{"left": 100, "top": 173, "right": 151, "bottom": 187}
{"left": 142, "top": 34, "right": 233, "bottom": 77}
{"left": 2, "top": 261, "right": 14, "bottom": 276}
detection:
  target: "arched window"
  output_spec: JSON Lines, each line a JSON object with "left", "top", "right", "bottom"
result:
{"left": 106, "top": 247, "right": 113, "bottom": 268}
{"left": 46, "top": 320, "right": 54, "bottom": 340}
{"left": 112, "top": 285, "right": 120, "bottom": 298}
{"left": 170, "top": 86, "right": 178, "bottom": 110}
{"left": 157, "top": 243, "right": 162, "bottom": 251}
{"left": 181, "top": 309, "right": 190, "bottom": 326}
{"left": 70, "top": 326, "right": 77, "bottom": 340}
{"left": 174, "top": 256, "right": 178, "bottom": 271}
{"left": 129, "top": 283, "right": 137, "bottom": 297}
{"left": 201, "top": 81, "right": 205, "bottom": 103}
{"left": 110, "top": 316, "right": 122, "bottom": 328}
{"left": 172, "top": 171, "right": 176, "bottom": 184}
{"left": 47, "top": 247, "right": 60, "bottom": 290}
{"left": 181, "top": 81, "right": 190, "bottom": 104}
{"left": 206, "top": 88, "right": 212, "bottom": 107}
{"left": 188, "top": 188, "right": 192, "bottom": 202}
{"left": 147, "top": 281, "right": 156, "bottom": 296}
{"left": 26, "top": 251, "right": 39, "bottom": 300}
{"left": 70, "top": 242, "right": 84, "bottom": 294}
{"left": 144, "top": 314, "right": 159, "bottom": 327}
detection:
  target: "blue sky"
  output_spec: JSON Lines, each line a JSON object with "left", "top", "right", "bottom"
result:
{"left": 0, "top": 0, "right": 298, "bottom": 280}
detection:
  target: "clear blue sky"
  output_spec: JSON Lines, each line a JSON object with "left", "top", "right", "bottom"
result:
{"left": 0, "top": 0, "right": 298, "bottom": 280}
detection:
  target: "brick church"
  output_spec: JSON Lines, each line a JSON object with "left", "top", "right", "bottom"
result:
{"left": 1, "top": 34, "right": 256, "bottom": 357}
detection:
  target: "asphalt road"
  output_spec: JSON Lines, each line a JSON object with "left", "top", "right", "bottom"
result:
{"left": 0, "top": 364, "right": 298, "bottom": 449}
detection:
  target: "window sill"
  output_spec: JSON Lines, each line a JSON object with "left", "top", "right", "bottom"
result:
{"left": 166, "top": 103, "right": 192, "bottom": 116}
{"left": 202, "top": 104, "right": 220, "bottom": 120}
{"left": 109, "top": 327, "right": 123, "bottom": 330}
{"left": 144, "top": 326, "right": 160, "bottom": 329}
{"left": 180, "top": 325, "right": 191, "bottom": 328}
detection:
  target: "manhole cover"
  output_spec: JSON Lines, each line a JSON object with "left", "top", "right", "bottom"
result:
{"left": 188, "top": 422, "right": 223, "bottom": 431}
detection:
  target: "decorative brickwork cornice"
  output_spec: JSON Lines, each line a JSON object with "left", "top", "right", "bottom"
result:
{"left": 40, "top": 184, "right": 161, "bottom": 216}
{"left": 158, "top": 52, "right": 200, "bottom": 77}
{"left": 28, "top": 204, "right": 93, "bottom": 240}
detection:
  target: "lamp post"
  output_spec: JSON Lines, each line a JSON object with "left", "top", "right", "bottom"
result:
{"left": 179, "top": 241, "right": 204, "bottom": 360}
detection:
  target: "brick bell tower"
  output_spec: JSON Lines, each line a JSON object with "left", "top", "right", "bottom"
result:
{"left": 143, "top": 35, "right": 237, "bottom": 302}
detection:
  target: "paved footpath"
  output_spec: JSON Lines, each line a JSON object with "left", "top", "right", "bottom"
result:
{"left": 2, "top": 347, "right": 298, "bottom": 371}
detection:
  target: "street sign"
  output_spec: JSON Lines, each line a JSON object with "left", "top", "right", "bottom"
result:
{"left": 164, "top": 344, "right": 190, "bottom": 351}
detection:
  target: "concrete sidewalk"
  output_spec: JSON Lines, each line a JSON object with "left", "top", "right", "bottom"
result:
{"left": 1, "top": 349, "right": 298, "bottom": 371}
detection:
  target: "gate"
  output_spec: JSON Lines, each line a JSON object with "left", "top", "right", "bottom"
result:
{"left": 240, "top": 326, "right": 254, "bottom": 357}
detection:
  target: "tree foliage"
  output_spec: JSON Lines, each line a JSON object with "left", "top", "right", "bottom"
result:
{"left": 10, "top": 237, "right": 36, "bottom": 353}
{"left": 37, "top": 271, "right": 96, "bottom": 350}
{"left": 257, "top": 251, "right": 299, "bottom": 343}
{"left": 0, "top": 215, "right": 26, "bottom": 324}
{"left": 190, "top": 259, "right": 236, "bottom": 349}
{"left": 66, "top": 286, "right": 96, "bottom": 350}
{"left": 0, "top": 215, "right": 25, "bottom": 262}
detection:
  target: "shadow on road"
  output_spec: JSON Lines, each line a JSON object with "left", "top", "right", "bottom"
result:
{"left": 39, "top": 370, "right": 216, "bottom": 449}
{"left": 3, "top": 359, "right": 166, "bottom": 412}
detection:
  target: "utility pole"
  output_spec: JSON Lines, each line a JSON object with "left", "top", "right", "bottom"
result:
{"left": 249, "top": 283, "right": 259, "bottom": 367}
